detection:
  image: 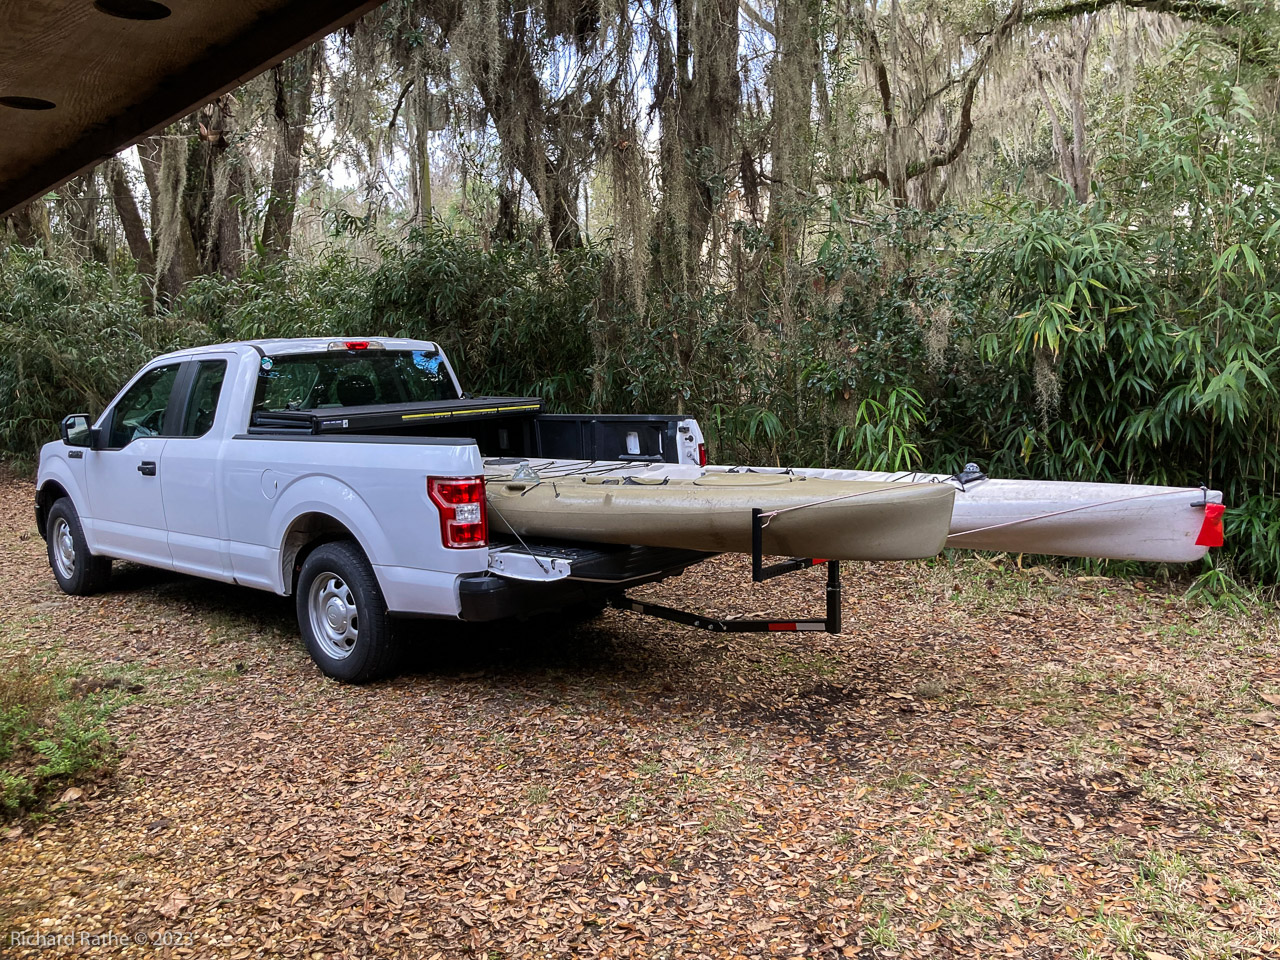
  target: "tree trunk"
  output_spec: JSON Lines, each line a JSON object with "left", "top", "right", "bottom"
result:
{"left": 106, "top": 158, "right": 156, "bottom": 277}
{"left": 261, "top": 45, "right": 321, "bottom": 263}
{"left": 767, "top": 0, "right": 821, "bottom": 252}
{"left": 1034, "top": 20, "right": 1093, "bottom": 205}
{"left": 412, "top": 0, "right": 599, "bottom": 251}
{"left": 61, "top": 174, "right": 103, "bottom": 261}
{"left": 1067, "top": 25, "right": 1093, "bottom": 203}
{"left": 136, "top": 138, "right": 163, "bottom": 234}
{"left": 1036, "top": 68, "right": 1075, "bottom": 192}
{"left": 471, "top": 24, "right": 582, "bottom": 250}
{"left": 415, "top": 117, "right": 433, "bottom": 225}
{"left": 654, "top": 0, "right": 740, "bottom": 284}
{"left": 139, "top": 136, "right": 200, "bottom": 301}
{"left": 5, "top": 202, "right": 48, "bottom": 248}
{"left": 193, "top": 97, "right": 245, "bottom": 278}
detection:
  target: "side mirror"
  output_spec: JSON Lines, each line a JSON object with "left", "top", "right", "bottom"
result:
{"left": 60, "top": 414, "right": 96, "bottom": 449}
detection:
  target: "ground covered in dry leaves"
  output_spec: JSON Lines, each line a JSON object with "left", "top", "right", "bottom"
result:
{"left": 1, "top": 473, "right": 1278, "bottom": 959}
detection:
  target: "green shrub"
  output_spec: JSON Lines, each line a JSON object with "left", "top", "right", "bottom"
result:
{"left": 0, "top": 655, "right": 118, "bottom": 817}
{"left": 0, "top": 253, "right": 195, "bottom": 457}
{"left": 962, "top": 82, "right": 1279, "bottom": 580}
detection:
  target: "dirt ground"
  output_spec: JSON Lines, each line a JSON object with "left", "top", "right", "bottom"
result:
{"left": 1, "top": 472, "right": 1278, "bottom": 959}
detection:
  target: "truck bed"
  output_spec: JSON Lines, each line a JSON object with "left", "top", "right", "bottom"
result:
{"left": 249, "top": 397, "right": 695, "bottom": 464}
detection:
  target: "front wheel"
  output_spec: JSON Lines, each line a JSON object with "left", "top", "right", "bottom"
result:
{"left": 296, "top": 541, "right": 399, "bottom": 683}
{"left": 45, "top": 499, "right": 112, "bottom": 596}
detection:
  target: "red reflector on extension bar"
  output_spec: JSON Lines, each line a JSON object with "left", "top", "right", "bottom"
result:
{"left": 768, "top": 623, "right": 797, "bottom": 632}
{"left": 1196, "top": 502, "right": 1225, "bottom": 548}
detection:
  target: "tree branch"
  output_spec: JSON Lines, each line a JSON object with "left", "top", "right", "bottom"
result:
{"left": 739, "top": 0, "right": 775, "bottom": 36}
{"left": 904, "top": 0, "right": 1024, "bottom": 180}
{"left": 388, "top": 79, "right": 414, "bottom": 132}
{"left": 850, "top": 4, "right": 895, "bottom": 130}
{"left": 1025, "top": 0, "right": 1244, "bottom": 26}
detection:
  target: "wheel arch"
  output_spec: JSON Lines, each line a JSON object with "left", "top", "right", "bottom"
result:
{"left": 279, "top": 512, "right": 376, "bottom": 597}
{"left": 35, "top": 479, "right": 72, "bottom": 541}
{"left": 268, "top": 475, "right": 394, "bottom": 596}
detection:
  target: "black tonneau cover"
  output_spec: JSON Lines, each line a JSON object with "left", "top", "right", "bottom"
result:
{"left": 249, "top": 396, "right": 543, "bottom": 434}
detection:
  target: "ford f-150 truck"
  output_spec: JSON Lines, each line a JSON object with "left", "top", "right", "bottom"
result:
{"left": 36, "top": 338, "right": 708, "bottom": 682}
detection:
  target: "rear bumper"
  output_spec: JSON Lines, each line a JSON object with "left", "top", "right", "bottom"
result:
{"left": 457, "top": 574, "right": 605, "bottom": 621}
{"left": 375, "top": 564, "right": 469, "bottom": 617}
{"left": 457, "top": 543, "right": 710, "bottom": 622}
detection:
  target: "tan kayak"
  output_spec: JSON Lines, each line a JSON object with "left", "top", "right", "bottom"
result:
{"left": 484, "top": 471, "right": 955, "bottom": 560}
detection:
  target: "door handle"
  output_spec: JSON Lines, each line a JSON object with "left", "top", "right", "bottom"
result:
{"left": 137, "top": 461, "right": 157, "bottom": 476}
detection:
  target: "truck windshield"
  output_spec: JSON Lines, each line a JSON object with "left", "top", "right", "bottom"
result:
{"left": 254, "top": 350, "right": 459, "bottom": 412}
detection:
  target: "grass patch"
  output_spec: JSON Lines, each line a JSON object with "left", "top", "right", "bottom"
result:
{"left": 0, "top": 654, "right": 121, "bottom": 818}
{"left": 524, "top": 784, "right": 550, "bottom": 804}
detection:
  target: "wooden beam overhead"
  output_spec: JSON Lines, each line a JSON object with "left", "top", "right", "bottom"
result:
{"left": 0, "top": 0, "right": 384, "bottom": 217}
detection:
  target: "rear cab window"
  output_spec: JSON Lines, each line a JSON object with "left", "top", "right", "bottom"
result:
{"left": 179, "top": 360, "right": 228, "bottom": 437}
{"left": 253, "top": 348, "right": 458, "bottom": 415}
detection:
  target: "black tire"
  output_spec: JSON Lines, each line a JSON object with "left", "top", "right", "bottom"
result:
{"left": 45, "top": 498, "right": 112, "bottom": 596}
{"left": 295, "top": 540, "right": 399, "bottom": 683}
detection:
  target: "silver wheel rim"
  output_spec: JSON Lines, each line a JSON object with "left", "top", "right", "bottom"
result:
{"left": 308, "top": 572, "right": 359, "bottom": 660}
{"left": 52, "top": 517, "right": 76, "bottom": 580}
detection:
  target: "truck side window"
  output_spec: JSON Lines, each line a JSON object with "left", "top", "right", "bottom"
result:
{"left": 105, "top": 364, "right": 181, "bottom": 448}
{"left": 180, "top": 360, "right": 227, "bottom": 437}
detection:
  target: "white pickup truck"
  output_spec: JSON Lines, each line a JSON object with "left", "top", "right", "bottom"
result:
{"left": 36, "top": 338, "right": 708, "bottom": 682}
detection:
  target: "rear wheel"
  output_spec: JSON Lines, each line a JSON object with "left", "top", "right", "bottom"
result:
{"left": 296, "top": 541, "right": 399, "bottom": 683}
{"left": 45, "top": 499, "right": 112, "bottom": 596}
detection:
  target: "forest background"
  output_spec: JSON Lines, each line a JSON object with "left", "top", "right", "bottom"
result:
{"left": 1, "top": 0, "right": 1278, "bottom": 582}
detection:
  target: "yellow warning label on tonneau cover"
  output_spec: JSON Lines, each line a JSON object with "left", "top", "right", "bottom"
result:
{"left": 401, "top": 403, "right": 541, "bottom": 422}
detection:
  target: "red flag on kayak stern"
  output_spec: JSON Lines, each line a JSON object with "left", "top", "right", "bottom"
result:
{"left": 1196, "top": 503, "right": 1225, "bottom": 548}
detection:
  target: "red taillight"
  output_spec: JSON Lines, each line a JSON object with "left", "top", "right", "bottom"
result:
{"left": 697, "top": 443, "right": 707, "bottom": 467}
{"left": 428, "top": 476, "right": 488, "bottom": 548}
{"left": 345, "top": 340, "right": 369, "bottom": 350}
{"left": 1196, "top": 502, "right": 1225, "bottom": 548}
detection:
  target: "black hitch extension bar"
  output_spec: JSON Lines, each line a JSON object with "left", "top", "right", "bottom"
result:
{"left": 608, "top": 508, "right": 843, "bottom": 634}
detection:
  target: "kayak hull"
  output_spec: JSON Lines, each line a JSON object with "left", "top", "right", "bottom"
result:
{"left": 486, "top": 459, "right": 1223, "bottom": 563}
{"left": 484, "top": 472, "right": 956, "bottom": 561}
{"left": 716, "top": 468, "right": 1222, "bottom": 563}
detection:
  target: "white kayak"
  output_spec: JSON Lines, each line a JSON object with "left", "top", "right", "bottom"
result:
{"left": 482, "top": 464, "right": 955, "bottom": 560}
{"left": 486, "top": 459, "right": 1224, "bottom": 563}
{"left": 714, "top": 466, "right": 1224, "bottom": 563}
